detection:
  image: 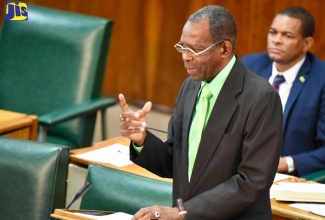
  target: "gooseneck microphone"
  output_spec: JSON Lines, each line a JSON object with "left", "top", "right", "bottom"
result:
{"left": 147, "top": 126, "right": 167, "bottom": 134}
{"left": 65, "top": 181, "right": 92, "bottom": 209}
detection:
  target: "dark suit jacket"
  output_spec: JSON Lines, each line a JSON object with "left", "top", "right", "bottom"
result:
{"left": 131, "top": 58, "right": 283, "bottom": 219}
{"left": 242, "top": 52, "right": 325, "bottom": 176}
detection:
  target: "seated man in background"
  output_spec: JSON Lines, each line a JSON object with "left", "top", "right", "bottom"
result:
{"left": 242, "top": 6, "right": 325, "bottom": 177}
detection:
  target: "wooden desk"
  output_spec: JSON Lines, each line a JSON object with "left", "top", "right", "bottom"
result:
{"left": 70, "top": 136, "right": 172, "bottom": 183}
{"left": 272, "top": 199, "right": 325, "bottom": 220}
{"left": 70, "top": 136, "right": 324, "bottom": 220}
{"left": 51, "top": 209, "right": 113, "bottom": 220}
{"left": 272, "top": 177, "right": 325, "bottom": 220}
{"left": 0, "top": 109, "right": 38, "bottom": 140}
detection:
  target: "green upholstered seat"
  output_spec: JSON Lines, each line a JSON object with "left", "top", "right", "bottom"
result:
{"left": 302, "top": 170, "right": 325, "bottom": 184}
{"left": 80, "top": 164, "right": 173, "bottom": 215}
{"left": 0, "top": 4, "right": 116, "bottom": 149}
{"left": 0, "top": 137, "right": 69, "bottom": 220}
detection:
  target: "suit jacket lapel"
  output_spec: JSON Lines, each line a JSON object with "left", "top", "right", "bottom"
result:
{"left": 180, "top": 83, "right": 200, "bottom": 191}
{"left": 283, "top": 57, "right": 311, "bottom": 129}
{"left": 185, "top": 60, "right": 244, "bottom": 198}
{"left": 260, "top": 64, "right": 272, "bottom": 80}
{"left": 183, "top": 85, "right": 200, "bottom": 144}
{"left": 251, "top": 56, "right": 310, "bottom": 130}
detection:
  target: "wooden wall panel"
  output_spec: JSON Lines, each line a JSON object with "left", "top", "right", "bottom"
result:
{"left": 1, "top": 0, "right": 324, "bottom": 109}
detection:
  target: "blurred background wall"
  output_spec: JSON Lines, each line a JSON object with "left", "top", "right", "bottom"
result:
{"left": 1, "top": 0, "right": 324, "bottom": 111}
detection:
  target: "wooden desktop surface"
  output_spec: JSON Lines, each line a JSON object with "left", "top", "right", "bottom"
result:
{"left": 70, "top": 136, "right": 325, "bottom": 220}
{"left": 51, "top": 209, "right": 113, "bottom": 220}
{"left": 0, "top": 109, "right": 38, "bottom": 140}
{"left": 70, "top": 136, "right": 172, "bottom": 183}
{"left": 271, "top": 199, "right": 324, "bottom": 220}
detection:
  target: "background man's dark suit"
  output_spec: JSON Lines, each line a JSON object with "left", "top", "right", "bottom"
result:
{"left": 131, "top": 59, "right": 283, "bottom": 219}
{"left": 242, "top": 52, "right": 325, "bottom": 176}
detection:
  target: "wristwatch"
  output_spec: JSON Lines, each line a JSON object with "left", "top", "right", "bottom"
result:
{"left": 284, "top": 156, "right": 295, "bottom": 173}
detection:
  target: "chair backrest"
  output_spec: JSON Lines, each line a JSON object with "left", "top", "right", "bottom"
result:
{"left": 0, "top": 137, "right": 69, "bottom": 220}
{"left": 80, "top": 164, "right": 173, "bottom": 215}
{"left": 0, "top": 4, "right": 113, "bottom": 148}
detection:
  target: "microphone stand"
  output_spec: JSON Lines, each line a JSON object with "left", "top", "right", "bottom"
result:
{"left": 66, "top": 181, "right": 92, "bottom": 209}
{"left": 53, "top": 181, "right": 92, "bottom": 220}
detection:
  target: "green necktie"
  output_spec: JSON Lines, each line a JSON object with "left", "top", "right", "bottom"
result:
{"left": 188, "top": 84, "right": 213, "bottom": 181}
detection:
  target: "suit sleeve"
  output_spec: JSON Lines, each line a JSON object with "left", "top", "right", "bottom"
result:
{"left": 293, "top": 85, "right": 325, "bottom": 176}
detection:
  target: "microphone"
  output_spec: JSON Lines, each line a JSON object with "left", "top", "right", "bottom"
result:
{"left": 65, "top": 181, "right": 92, "bottom": 209}
{"left": 147, "top": 126, "right": 167, "bottom": 134}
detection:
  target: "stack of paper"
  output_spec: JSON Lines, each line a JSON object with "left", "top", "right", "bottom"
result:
{"left": 272, "top": 182, "right": 325, "bottom": 203}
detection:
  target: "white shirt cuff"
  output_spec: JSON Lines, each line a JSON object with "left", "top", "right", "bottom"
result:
{"left": 284, "top": 156, "right": 295, "bottom": 173}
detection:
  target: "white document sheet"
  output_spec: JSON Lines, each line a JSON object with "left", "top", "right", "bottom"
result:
{"left": 276, "top": 182, "right": 325, "bottom": 192}
{"left": 290, "top": 203, "right": 325, "bottom": 217}
{"left": 75, "top": 212, "right": 133, "bottom": 219}
{"left": 75, "top": 143, "right": 133, "bottom": 167}
{"left": 273, "top": 173, "right": 292, "bottom": 182}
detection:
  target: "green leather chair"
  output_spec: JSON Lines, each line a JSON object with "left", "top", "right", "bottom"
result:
{"left": 0, "top": 4, "right": 116, "bottom": 149}
{"left": 80, "top": 164, "right": 173, "bottom": 214}
{"left": 0, "top": 137, "right": 69, "bottom": 220}
{"left": 302, "top": 170, "right": 325, "bottom": 184}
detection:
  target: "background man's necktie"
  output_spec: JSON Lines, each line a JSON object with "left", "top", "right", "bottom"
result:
{"left": 272, "top": 75, "right": 285, "bottom": 92}
{"left": 188, "top": 84, "right": 213, "bottom": 181}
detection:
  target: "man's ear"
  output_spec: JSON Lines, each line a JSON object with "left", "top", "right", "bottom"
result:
{"left": 303, "top": 37, "right": 313, "bottom": 53}
{"left": 220, "top": 41, "right": 232, "bottom": 57}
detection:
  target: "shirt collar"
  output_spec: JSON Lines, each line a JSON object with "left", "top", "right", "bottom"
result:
{"left": 201, "top": 55, "right": 236, "bottom": 97}
{"left": 271, "top": 56, "right": 306, "bottom": 85}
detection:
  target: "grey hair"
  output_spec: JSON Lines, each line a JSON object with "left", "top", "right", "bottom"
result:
{"left": 188, "top": 5, "right": 237, "bottom": 49}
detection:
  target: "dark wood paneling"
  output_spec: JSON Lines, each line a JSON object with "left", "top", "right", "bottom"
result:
{"left": 1, "top": 0, "right": 324, "bottom": 109}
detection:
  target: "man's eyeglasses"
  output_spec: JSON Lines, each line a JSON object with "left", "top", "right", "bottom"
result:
{"left": 174, "top": 39, "right": 227, "bottom": 57}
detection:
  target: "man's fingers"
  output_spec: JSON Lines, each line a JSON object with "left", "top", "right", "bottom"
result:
{"left": 119, "top": 94, "right": 151, "bottom": 120}
{"left": 143, "top": 101, "right": 152, "bottom": 114}
{"left": 138, "top": 101, "right": 152, "bottom": 117}
{"left": 118, "top": 93, "right": 131, "bottom": 112}
{"left": 120, "top": 120, "right": 146, "bottom": 129}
